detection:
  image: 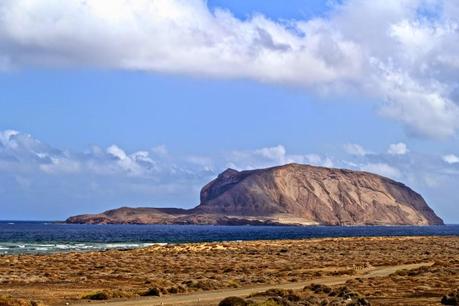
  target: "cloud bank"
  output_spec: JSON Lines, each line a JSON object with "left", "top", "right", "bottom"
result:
{"left": 1, "top": 0, "right": 459, "bottom": 138}
{"left": 1, "top": 130, "right": 458, "bottom": 221}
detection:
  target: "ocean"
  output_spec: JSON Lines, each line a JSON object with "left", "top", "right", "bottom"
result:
{"left": 1, "top": 221, "right": 458, "bottom": 255}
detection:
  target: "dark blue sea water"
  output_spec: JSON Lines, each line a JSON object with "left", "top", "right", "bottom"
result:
{"left": 0, "top": 221, "right": 458, "bottom": 254}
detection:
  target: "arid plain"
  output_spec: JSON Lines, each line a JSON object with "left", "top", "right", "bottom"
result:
{"left": 0, "top": 236, "right": 458, "bottom": 306}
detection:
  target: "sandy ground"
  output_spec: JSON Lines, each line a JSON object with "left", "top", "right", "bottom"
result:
{"left": 0, "top": 236, "right": 458, "bottom": 305}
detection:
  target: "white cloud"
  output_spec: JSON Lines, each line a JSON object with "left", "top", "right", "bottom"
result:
{"left": 361, "top": 163, "right": 401, "bottom": 179}
{"left": 0, "top": 0, "right": 362, "bottom": 84}
{"left": 375, "top": 65, "right": 459, "bottom": 138}
{"left": 39, "top": 156, "right": 81, "bottom": 174}
{"left": 227, "top": 145, "right": 333, "bottom": 170}
{"left": 0, "top": 130, "right": 20, "bottom": 147}
{"left": 344, "top": 143, "right": 369, "bottom": 156}
{"left": 255, "top": 145, "right": 287, "bottom": 162}
{"left": 107, "top": 145, "right": 143, "bottom": 175}
{"left": 388, "top": 142, "right": 409, "bottom": 155}
{"left": 0, "top": 1, "right": 459, "bottom": 138}
{"left": 443, "top": 154, "right": 459, "bottom": 164}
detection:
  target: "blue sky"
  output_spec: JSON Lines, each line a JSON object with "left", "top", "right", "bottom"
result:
{"left": 208, "top": 0, "right": 332, "bottom": 20}
{"left": 1, "top": 0, "right": 459, "bottom": 222}
{"left": 1, "top": 70, "right": 402, "bottom": 153}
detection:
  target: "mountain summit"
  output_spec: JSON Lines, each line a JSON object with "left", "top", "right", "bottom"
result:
{"left": 67, "top": 163, "right": 443, "bottom": 225}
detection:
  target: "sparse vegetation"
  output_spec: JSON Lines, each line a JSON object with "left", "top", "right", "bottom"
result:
{"left": 0, "top": 236, "right": 457, "bottom": 305}
{"left": 223, "top": 286, "right": 370, "bottom": 305}
{"left": 0, "top": 296, "right": 44, "bottom": 306}
{"left": 219, "top": 296, "right": 249, "bottom": 306}
{"left": 81, "top": 289, "right": 134, "bottom": 300}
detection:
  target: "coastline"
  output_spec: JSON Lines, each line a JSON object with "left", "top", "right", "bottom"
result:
{"left": 1, "top": 219, "right": 456, "bottom": 226}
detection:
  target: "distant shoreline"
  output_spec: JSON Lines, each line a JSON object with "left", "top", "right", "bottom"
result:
{"left": 1, "top": 222, "right": 458, "bottom": 255}
{"left": 2, "top": 219, "right": 458, "bottom": 225}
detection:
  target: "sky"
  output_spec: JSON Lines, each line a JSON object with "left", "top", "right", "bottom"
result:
{"left": 1, "top": 0, "right": 459, "bottom": 222}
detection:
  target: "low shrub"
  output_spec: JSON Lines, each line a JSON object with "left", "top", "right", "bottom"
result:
{"left": 142, "top": 287, "right": 161, "bottom": 296}
{"left": 82, "top": 291, "right": 109, "bottom": 300}
{"left": 218, "top": 296, "right": 248, "bottom": 306}
{"left": 304, "top": 283, "right": 332, "bottom": 294}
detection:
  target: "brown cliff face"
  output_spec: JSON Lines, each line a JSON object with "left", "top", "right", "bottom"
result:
{"left": 66, "top": 163, "right": 443, "bottom": 225}
{"left": 194, "top": 164, "right": 443, "bottom": 225}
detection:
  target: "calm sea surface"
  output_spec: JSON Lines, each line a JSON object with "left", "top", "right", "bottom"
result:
{"left": 0, "top": 221, "right": 458, "bottom": 254}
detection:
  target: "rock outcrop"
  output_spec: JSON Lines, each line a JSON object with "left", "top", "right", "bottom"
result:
{"left": 66, "top": 163, "right": 444, "bottom": 226}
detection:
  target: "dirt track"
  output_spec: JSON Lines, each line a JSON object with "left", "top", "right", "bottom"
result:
{"left": 72, "top": 262, "right": 432, "bottom": 306}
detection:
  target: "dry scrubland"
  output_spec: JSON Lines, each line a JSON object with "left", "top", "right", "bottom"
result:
{"left": 0, "top": 236, "right": 457, "bottom": 305}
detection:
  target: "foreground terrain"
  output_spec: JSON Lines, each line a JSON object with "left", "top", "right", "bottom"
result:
{"left": 0, "top": 236, "right": 457, "bottom": 305}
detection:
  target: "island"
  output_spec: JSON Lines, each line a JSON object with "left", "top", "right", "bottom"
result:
{"left": 66, "top": 163, "right": 443, "bottom": 225}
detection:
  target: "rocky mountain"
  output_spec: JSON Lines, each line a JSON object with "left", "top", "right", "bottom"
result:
{"left": 66, "top": 163, "right": 444, "bottom": 225}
